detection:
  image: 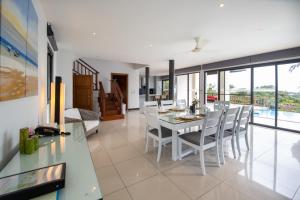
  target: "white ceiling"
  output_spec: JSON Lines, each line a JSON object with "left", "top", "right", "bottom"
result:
{"left": 40, "top": 0, "right": 300, "bottom": 75}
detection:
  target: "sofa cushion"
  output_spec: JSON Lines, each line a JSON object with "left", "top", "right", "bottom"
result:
{"left": 78, "top": 109, "right": 100, "bottom": 121}
{"left": 84, "top": 120, "right": 99, "bottom": 132}
{"left": 65, "top": 108, "right": 82, "bottom": 120}
{"left": 65, "top": 117, "right": 82, "bottom": 124}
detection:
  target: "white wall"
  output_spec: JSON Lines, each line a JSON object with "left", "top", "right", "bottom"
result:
{"left": 55, "top": 49, "right": 77, "bottom": 109}
{"left": 0, "top": 0, "right": 48, "bottom": 169}
{"left": 83, "top": 58, "right": 140, "bottom": 109}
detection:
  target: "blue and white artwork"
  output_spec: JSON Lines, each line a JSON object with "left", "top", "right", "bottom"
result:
{"left": 0, "top": 0, "right": 38, "bottom": 101}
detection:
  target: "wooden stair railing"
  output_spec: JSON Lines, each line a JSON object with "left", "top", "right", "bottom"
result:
{"left": 110, "top": 80, "right": 124, "bottom": 113}
{"left": 98, "top": 81, "right": 106, "bottom": 116}
{"left": 73, "top": 58, "right": 99, "bottom": 90}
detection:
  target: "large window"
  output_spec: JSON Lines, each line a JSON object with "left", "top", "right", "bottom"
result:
{"left": 176, "top": 75, "right": 188, "bottom": 103}
{"left": 204, "top": 60, "right": 300, "bottom": 132}
{"left": 223, "top": 68, "right": 251, "bottom": 106}
{"left": 188, "top": 73, "right": 199, "bottom": 106}
{"left": 162, "top": 79, "right": 169, "bottom": 98}
{"left": 277, "top": 63, "right": 300, "bottom": 131}
{"left": 47, "top": 45, "right": 53, "bottom": 102}
{"left": 205, "top": 71, "right": 218, "bottom": 109}
{"left": 253, "top": 66, "right": 276, "bottom": 126}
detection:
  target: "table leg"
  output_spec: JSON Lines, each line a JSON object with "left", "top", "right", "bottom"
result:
{"left": 172, "top": 130, "right": 178, "bottom": 161}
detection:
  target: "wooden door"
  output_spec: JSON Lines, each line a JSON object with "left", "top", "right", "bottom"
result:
{"left": 73, "top": 75, "right": 93, "bottom": 110}
{"left": 111, "top": 73, "right": 128, "bottom": 109}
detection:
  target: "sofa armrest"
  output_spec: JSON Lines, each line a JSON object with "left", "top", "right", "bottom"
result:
{"left": 78, "top": 109, "right": 100, "bottom": 121}
{"left": 65, "top": 117, "right": 83, "bottom": 124}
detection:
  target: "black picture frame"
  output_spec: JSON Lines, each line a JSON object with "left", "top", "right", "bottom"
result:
{"left": 0, "top": 163, "right": 66, "bottom": 200}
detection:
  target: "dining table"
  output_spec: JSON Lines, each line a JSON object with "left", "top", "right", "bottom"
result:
{"left": 158, "top": 108, "right": 205, "bottom": 161}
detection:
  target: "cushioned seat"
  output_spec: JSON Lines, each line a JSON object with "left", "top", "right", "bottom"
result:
{"left": 225, "top": 127, "right": 246, "bottom": 133}
{"left": 223, "top": 131, "right": 233, "bottom": 137}
{"left": 210, "top": 130, "right": 232, "bottom": 138}
{"left": 149, "top": 126, "right": 172, "bottom": 138}
{"left": 179, "top": 131, "right": 216, "bottom": 146}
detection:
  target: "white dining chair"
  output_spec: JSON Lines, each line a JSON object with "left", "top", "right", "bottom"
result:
{"left": 142, "top": 101, "right": 158, "bottom": 113}
{"left": 144, "top": 101, "right": 158, "bottom": 108}
{"left": 176, "top": 99, "right": 187, "bottom": 107}
{"left": 236, "top": 105, "right": 253, "bottom": 156}
{"left": 161, "top": 100, "right": 174, "bottom": 110}
{"left": 144, "top": 109, "right": 172, "bottom": 162}
{"left": 218, "top": 107, "right": 240, "bottom": 164}
{"left": 214, "top": 101, "right": 230, "bottom": 111}
{"left": 178, "top": 110, "right": 223, "bottom": 175}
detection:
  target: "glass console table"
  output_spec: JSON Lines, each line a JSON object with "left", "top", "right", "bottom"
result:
{"left": 0, "top": 123, "right": 102, "bottom": 200}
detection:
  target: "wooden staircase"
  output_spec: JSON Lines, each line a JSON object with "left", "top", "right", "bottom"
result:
{"left": 99, "top": 80, "right": 124, "bottom": 121}
{"left": 73, "top": 58, "right": 125, "bottom": 121}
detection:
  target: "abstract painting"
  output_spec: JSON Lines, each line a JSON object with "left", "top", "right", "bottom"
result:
{"left": 0, "top": 0, "right": 38, "bottom": 101}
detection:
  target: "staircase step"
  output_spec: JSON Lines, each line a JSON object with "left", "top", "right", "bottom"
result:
{"left": 106, "top": 110, "right": 120, "bottom": 115}
{"left": 101, "top": 114, "right": 124, "bottom": 121}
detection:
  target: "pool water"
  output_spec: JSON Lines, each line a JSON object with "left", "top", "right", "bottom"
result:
{"left": 254, "top": 108, "right": 300, "bottom": 122}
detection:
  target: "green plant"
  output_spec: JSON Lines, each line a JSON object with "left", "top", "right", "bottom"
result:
{"left": 192, "top": 98, "right": 199, "bottom": 106}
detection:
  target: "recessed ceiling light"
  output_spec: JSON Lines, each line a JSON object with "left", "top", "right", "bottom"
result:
{"left": 92, "top": 32, "right": 96, "bottom": 36}
{"left": 219, "top": 3, "right": 224, "bottom": 8}
{"left": 149, "top": 44, "right": 153, "bottom": 48}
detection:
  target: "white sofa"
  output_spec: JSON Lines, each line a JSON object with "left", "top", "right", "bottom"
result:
{"left": 65, "top": 108, "right": 100, "bottom": 137}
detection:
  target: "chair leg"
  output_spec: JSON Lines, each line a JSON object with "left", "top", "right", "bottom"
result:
{"left": 220, "top": 141, "right": 225, "bottom": 165}
{"left": 157, "top": 141, "right": 162, "bottom": 162}
{"left": 215, "top": 144, "right": 220, "bottom": 167}
{"left": 199, "top": 150, "right": 206, "bottom": 175}
{"left": 231, "top": 138, "right": 236, "bottom": 159}
{"left": 178, "top": 139, "right": 182, "bottom": 160}
{"left": 236, "top": 133, "right": 241, "bottom": 156}
{"left": 153, "top": 139, "right": 156, "bottom": 147}
{"left": 245, "top": 132, "right": 250, "bottom": 151}
{"left": 145, "top": 133, "right": 149, "bottom": 153}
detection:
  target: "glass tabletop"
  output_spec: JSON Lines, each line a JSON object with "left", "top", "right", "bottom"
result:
{"left": 0, "top": 123, "right": 102, "bottom": 200}
{"left": 159, "top": 110, "right": 205, "bottom": 124}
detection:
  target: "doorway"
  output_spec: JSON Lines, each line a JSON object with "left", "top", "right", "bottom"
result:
{"left": 111, "top": 73, "right": 128, "bottom": 109}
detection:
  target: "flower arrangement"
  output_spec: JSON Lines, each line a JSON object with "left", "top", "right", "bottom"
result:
{"left": 192, "top": 98, "right": 199, "bottom": 106}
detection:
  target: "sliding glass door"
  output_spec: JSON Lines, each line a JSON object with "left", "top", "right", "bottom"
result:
{"left": 223, "top": 68, "right": 251, "bottom": 106}
{"left": 162, "top": 79, "right": 169, "bottom": 98}
{"left": 204, "top": 60, "right": 300, "bottom": 132}
{"left": 277, "top": 62, "right": 300, "bottom": 131}
{"left": 253, "top": 66, "right": 276, "bottom": 126}
{"left": 205, "top": 71, "right": 218, "bottom": 109}
{"left": 176, "top": 75, "right": 188, "bottom": 103}
{"left": 188, "top": 73, "right": 199, "bottom": 106}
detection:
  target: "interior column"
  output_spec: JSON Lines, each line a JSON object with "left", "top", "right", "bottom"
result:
{"left": 145, "top": 67, "right": 150, "bottom": 101}
{"left": 169, "top": 60, "right": 175, "bottom": 100}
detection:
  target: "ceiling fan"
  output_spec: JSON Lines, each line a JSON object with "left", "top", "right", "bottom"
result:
{"left": 191, "top": 37, "right": 207, "bottom": 53}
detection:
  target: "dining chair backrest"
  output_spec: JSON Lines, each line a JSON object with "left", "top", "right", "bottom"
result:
{"left": 198, "top": 105, "right": 210, "bottom": 114}
{"left": 144, "top": 109, "right": 162, "bottom": 138}
{"left": 220, "top": 107, "right": 240, "bottom": 138}
{"left": 176, "top": 99, "right": 186, "bottom": 107}
{"left": 214, "top": 101, "right": 230, "bottom": 111}
{"left": 200, "top": 110, "right": 223, "bottom": 145}
{"left": 224, "top": 101, "right": 230, "bottom": 109}
{"left": 161, "top": 100, "right": 174, "bottom": 109}
{"left": 144, "top": 101, "right": 158, "bottom": 108}
{"left": 236, "top": 105, "right": 252, "bottom": 132}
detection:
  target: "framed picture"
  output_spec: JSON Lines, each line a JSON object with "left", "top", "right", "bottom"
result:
{"left": 0, "top": 0, "right": 38, "bottom": 101}
{"left": 0, "top": 163, "right": 66, "bottom": 200}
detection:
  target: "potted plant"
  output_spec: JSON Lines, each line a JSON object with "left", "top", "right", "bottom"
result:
{"left": 190, "top": 98, "right": 199, "bottom": 114}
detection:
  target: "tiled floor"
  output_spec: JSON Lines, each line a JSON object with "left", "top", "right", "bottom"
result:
{"left": 87, "top": 111, "right": 300, "bottom": 200}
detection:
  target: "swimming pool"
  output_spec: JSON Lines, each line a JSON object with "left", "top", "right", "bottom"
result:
{"left": 254, "top": 107, "right": 300, "bottom": 123}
